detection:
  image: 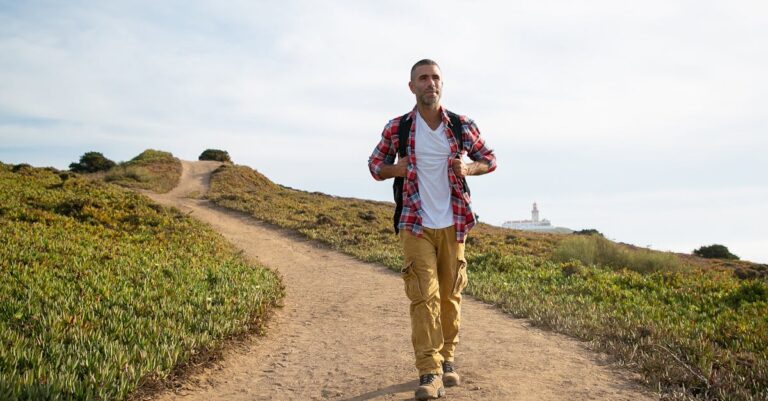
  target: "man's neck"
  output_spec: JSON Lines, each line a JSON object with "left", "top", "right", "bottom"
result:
{"left": 417, "top": 103, "right": 442, "bottom": 130}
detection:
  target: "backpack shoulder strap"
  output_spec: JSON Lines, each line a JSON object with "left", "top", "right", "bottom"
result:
{"left": 446, "top": 110, "right": 472, "bottom": 196}
{"left": 396, "top": 114, "right": 411, "bottom": 158}
{"left": 392, "top": 113, "right": 411, "bottom": 235}
{"left": 446, "top": 110, "right": 463, "bottom": 152}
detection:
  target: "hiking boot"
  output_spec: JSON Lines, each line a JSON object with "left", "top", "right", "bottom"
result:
{"left": 415, "top": 373, "right": 445, "bottom": 400}
{"left": 442, "top": 361, "right": 460, "bottom": 387}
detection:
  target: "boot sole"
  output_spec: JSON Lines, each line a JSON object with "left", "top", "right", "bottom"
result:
{"left": 415, "top": 386, "right": 445, "bottom": 400}
{"left": 443, "top": 373, "right": 460, "bottom": 387}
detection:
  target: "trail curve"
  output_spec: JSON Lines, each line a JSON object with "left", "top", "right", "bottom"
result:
{"left": 144, "top": 160, "right": 655, "bottom": 401}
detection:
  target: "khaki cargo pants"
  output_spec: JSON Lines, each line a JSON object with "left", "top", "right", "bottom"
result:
{"left": 400, "top": 226, "right": 468, "bottom": 376}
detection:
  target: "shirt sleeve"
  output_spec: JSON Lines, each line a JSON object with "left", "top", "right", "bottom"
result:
{"left": 464, "top": 118, "right": 497, "bottom": 172}
{"left": 368, "top": 119, "right": 398, "bottom": 181}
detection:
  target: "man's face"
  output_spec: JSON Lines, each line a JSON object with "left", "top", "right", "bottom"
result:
{"left": 409, "top": 64, "right": 442, "bottom": 106}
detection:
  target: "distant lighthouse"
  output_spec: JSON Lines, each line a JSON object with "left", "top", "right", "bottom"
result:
{"left": 502, "top": 202, "right": 553, "bottom": 230}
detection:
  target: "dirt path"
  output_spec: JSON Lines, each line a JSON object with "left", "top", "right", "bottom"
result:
{"left": 145, "top": 161, "right": 655, "bottom": 401}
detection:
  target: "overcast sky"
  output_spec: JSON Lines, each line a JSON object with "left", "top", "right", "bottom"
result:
{"left": 1, "top": 1, "right": 766, "bottom": 263}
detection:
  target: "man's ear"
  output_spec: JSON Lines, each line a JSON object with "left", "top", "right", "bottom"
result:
{"left": 408, "top": 81, "right": 415, "bottom": 94}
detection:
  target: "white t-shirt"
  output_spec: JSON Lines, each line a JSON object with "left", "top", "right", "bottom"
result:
{"left": 415, "top": 112, "right": 454, "bottom": 229}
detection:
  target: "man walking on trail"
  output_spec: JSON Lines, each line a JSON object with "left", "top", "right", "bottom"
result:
{"left": 367, "top": 59, "right": 497, "bottom": 400}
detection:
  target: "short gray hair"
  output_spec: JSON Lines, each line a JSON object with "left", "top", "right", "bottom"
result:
{"left": 410, "top": 59, "right": 440, "bottom": 80}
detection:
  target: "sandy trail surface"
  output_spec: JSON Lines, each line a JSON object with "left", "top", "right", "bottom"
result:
{"left": 145, "top": 161, "right": 655, "bottom": 401}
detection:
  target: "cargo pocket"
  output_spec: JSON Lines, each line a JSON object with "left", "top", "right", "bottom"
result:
{"left": 401, "top": 262, "right": 423, "bottom": 302}
{"left": 452, "top": 259, "right": 468, "bottom": 295}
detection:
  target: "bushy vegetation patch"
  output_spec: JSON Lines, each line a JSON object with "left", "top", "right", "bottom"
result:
{"left": 69, "top": 151, "right": 116, "bottom": 173}
{"left": 198, "top": 149, "right": 231, "bottom": 163}
{"left": 0, "top": 164, "right": 284, "bottom": 400}
{"left": 105, "top": 149, "right": 182, "bottom": 193}
{"left": 573, "top": 228, "right": 603, "bottom": 236}
{"left": 694, "top": 244, "right": 740, "bottom": 260}
{"left": 207, "top": 164, "right": 768, "bottom": 400}
{"left": 553, "top": 234, "right": 683, "bottom": 274}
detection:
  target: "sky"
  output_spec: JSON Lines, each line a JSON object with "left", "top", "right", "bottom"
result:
{"left": 1, "top": 1, "right": 766, "bottom": 263}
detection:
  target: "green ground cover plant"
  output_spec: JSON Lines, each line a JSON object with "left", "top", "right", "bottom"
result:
{"left": 0, "top": 162, "right": 284, "bottom": 400}
{"left": 208, "top": 164, "right": 767, "bottom": 401}
{"left": 104, "top": 149, "right": 182, "bottom": 193}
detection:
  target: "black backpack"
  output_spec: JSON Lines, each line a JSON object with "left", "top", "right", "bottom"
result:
{"left": 392, "top": 111, "right": 470, "bottom": 233}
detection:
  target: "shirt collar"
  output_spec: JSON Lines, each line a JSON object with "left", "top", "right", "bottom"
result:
{"left": 406, "top": 105, "right": 452, "bottom": 127}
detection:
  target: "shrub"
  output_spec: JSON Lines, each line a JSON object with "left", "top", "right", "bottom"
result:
{"left": 11, "top": 163, "right": 33, "bottom": 173}
{"left": 199, "top": 149, "right": 232, "bottom": 163}
{"left": 69, "top": 151, "right": 116, "bottom": 173}
{"left": 573, "top": 228, "right": 603, "bottom": 236}
{"left": 131, "top": 149, "right": 174, "bottom": 162}
{"left": 693, "top": 244, "right": 739, "bottom": 260}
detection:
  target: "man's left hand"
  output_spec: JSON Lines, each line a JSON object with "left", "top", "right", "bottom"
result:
{"left": 452, "top": 158, "right": 469, "bottom": 178}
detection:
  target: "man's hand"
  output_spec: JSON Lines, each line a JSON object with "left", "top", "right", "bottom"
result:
{"left": 393, "top": 157, "right": 408, "bottom": 177}
{"left": 452, "top": 158, "right": 469, "bottom": 178}
{"left": 452, "top": 158, "right": 490, "bottom": 178}
{"left": 380, "top": 157, "right": 409, "bottom": 179}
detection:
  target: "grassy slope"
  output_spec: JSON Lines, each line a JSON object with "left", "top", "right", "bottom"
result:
{"left": 104, "top": 149, "right": 182, "bottom": 193}
{"left": 208, "top": 164, "right": 767, "bottom": 401}
{"left": 0, "top": 163, "right": 284, "bottom": 400}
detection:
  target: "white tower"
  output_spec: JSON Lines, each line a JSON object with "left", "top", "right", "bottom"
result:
{"left": 532, "top": 202, "right": 539, "bottom": 222}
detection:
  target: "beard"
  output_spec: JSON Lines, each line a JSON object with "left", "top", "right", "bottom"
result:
{"left": 420, "top": 92, "right": 440, "bottom": 105}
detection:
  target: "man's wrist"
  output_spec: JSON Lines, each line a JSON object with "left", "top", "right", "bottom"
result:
{"left": 467, "top": 161, "right": 488, "bottom": 176}
{"left": 467, "top": 163, "right": 475, "bottom": 176}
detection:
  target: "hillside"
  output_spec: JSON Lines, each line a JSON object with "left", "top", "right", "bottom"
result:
{"left": 207, "top": 163, "right": 768, "bottom": 401}
{"left": 2, "top": 157, "right": 765, "bottom": 400}
{"left": 0, "top": 162, "right": 283, "bottom": 400}
{"left": 103, "top": 149, "right": 183, "bottom": 193}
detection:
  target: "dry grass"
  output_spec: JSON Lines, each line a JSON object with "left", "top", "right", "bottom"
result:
{"left": 552, "top": 234, "right": 684, "bottom": 274}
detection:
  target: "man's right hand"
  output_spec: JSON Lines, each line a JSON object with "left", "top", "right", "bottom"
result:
{"left": 393, "top": 157, "right": 408, "bottom": 177}
{"left": 379, "top": 157, "right": 408, "bottom": 179}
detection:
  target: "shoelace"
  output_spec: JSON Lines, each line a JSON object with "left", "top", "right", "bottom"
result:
{"left": 442, "top": 361, "right": 455, "bottom": 373}
{"left": 419, "top": 374, "right": 436, "bottom": 385}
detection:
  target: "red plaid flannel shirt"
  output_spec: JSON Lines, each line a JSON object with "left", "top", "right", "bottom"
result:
{"left": 368, "top": 106, "right": 497, "bottom": 243}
